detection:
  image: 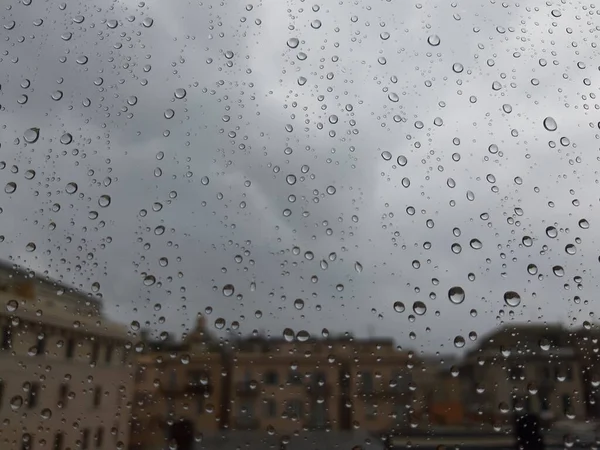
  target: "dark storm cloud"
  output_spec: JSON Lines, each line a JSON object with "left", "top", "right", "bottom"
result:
{"left": 1, "top": 0, "right": 598, "bottom": 354}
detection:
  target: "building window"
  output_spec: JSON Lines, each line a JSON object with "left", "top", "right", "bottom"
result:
{"left": 189, "top": 370, "right": 209, "bottom": 386}
{"left": 93, "top": 386, "right": 102, "bottom": 408}
{"left": 82, "top": 428, "right": 90, "bottom": 450}
{"left": 265, "top": 398, "right": 277, "bottom": 417}
{"left": 361, "top": 371, "right": 374, "bottom": 393}
{"left": 58, "top": 383, "right": 68, "bottom": 408}
{"left": 53, "top": 432, "right": 64, "bottom": 450}
{"left": 36, "top": 334, "right": 46, "bottom": 356}
{"left": 264, "top": 370, "right": 278, "bottom": 385}
{"left": 365, "top": 403, "right": 377, "bottom": 420}
{"left": 66, "top": 338, "right": 75, "bottom": 359}
{"left": 286, "top": 399, "right": 304, "bottom": 418}
{"left": 287, "top": 372, "right": 302, "bottom": 385}
{"left": 314, "top": 371, "right": 326, "bottom": 384}
{"left": 28, "top": 382, "right": 40, "bottom": 408}
{"left": 121, "top": 348, "right": 129, "bottom": 365}
{"left": 2, "top": 325, "right": 12, "bottom": 350}
{"left": 91, "top": 342, "right": 100, "bottom": 362}
{"left": 563, "top": 394, "right": 572, "bottom": 416}
{"left": 95, "top": 427, "right": 104, "bottom": 448}
{"left": 509, "top": 365, "right": 525, "bottom": 380}
{"left": 0, "top": 380, "right": 4, "bottom": 408}
{"left": 105, "top": 344, "right": 113, "bottom": 364}
{"left": 21, "top": 433, "right": 33, "bottom": 450}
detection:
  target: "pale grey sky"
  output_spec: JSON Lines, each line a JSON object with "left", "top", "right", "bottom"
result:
{"left": 0, "top": 0, "right": 598, "bottom": 354}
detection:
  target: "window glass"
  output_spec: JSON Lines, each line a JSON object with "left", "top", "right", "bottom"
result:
{"left": 1, "top": 1, "right": 599, "bottom": 449}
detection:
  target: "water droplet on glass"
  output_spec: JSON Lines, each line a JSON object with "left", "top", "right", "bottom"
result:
{"left": 448, "top": 287, "right": 465, "bottom": 305}
{"left": 65, "top": 182, "right": 78, "bottom": 194}
{"left": 222, "top": 284, "right": 235, "bottom": 297}
{"left": 453, "top": 336, "right": 466, "bottom": 348}
{"left": 294, "top": 299, "right": 304, "bottom": 310}
{"left": 10, "top": 395, "right": 23, "bottom": 411}
{"left": 4, "top": 182, "right": 16, "bottom": 194}
{"left": 143, "top": 275, "right": 156, "bottom": 286}
{"left": 552, "top": 266, "right": 564, "bottom": 277}
{"left": 174, "top": 88, "right": 187, "bottom": 99}
{"left": 76, "top": 55, "right": 88, "bottom": 65}
{"left": 565, "top": 244, "right": 576, "bottom": 255}
{"left": 527, "top": 264, "right": 538, "bottom": 275}
{"left": 142, "top": 17, "right": 154, "bottom": 27}
{"left": 23, "top": 128, "right": 40, "bottom": 143}
{"left": 413, "top": 301, "right": 426, "bottom": 315}
{"left": 60, "top": 133, "right": 73, "bottom": 145}
{"left": 504, "top": 291, "right": 521, "bottom": 307}
{"left": 578, "top": 219, "right": 589, "bottom": 229}
{"left": 388, "top": 92, "right": 399, "bottom": 103}
{"left": 25, "top": 242, "right": 36, "bottom": 252}
{"left": 452, "top": 63, "right": 464, "bottom": 73}
{"left": 543, "top": 117, "right": 557, "bottom": 131}
{"left": 6, "top": 299, "right": 18, "bottom": 312}
{"left": 287, "top": 37, "right": 299, "bottom": 48}
{"left": 546, "top": 226, "right": 558, "bottom": 238}
{"left": 427, "top": 35, "right": 440, "bottom": 46}
{"left": 41, "top": 408, "right": 52, "bottom": 419}
{"left": 98, "top": 195, "right": 111, "bottom": 207}
{"left": 469, "top": 239, "right": 482, "bottom": 250}
{"left": 393, "top": 301, "right": 405, "bottom": 313}
{"left": 283, "top": 328, "right": 294, "bottom": 342}
{"left": 522, "top": 236, "right": 533, "bottom": 247}
{"left": 354, "top": 262, "right": 363, "bottom": 273}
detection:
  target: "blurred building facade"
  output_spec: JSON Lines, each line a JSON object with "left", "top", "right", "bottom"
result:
{"left": 131, "top": 320, "right": 432, "bottom": 449}
{"left": 129, "top": 317, "right": 226, "bottom": 450}
{"left": 130, "top": 319, "right": 600, "bottom": 449}
{"left": 0, "top": 261, "right": 134, "bottom": 450}
{"left": 460, "top": 324, "right": 587, "bottom": 424}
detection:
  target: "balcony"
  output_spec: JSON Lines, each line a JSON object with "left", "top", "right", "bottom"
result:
{"left": 232, "top": 417, "right": 260, "bottom": 430}
{"left": 159, "top": 383, "right": 212, "bottom": 397}
{"left": 306, "top": 383, "right": 331, "bottom": 397}
{"left": 235, "top": 382, "right": 260, "bottom": 397}
{"left": 359, "top": 388, "right": 408, "bottom": 398}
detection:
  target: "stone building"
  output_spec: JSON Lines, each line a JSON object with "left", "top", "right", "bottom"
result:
{"left": 0, "top": 261, "right": 134, "bottom": 450}
{"left": 129, "top": 316, "right": 225, "bottom": 450}
{"left": 228, "top": 334, "right": 427, "bottom": 434}
{"left": 460, "top": 323, "right": 586, "bottom": 424}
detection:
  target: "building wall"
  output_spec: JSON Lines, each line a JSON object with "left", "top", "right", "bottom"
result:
{"left": 0, "top": 273, "right": 134, "bottom": 450}
{"left": 130, "top": 347, "right": 224, "bottom": 450}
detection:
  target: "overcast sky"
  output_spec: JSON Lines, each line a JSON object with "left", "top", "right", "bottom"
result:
{"left": 1, "top": 0, "right": 598, "bottom": 355}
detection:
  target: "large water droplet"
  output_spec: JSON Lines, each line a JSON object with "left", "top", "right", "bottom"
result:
{"left": 393, "top": 301, "right": 405, "bottom": 313}
{"left": 354, "top": 262, "right": 363, "bottom": 273}
{"left": 552, "top": 265, "right": 564, "bottom": 277}
{"left": 427, "top": 34, "right": 441, "bottom": 46}
{"left": 527, "top": 264, "right": 538, "bottom": 275}
{"left": 4, "top": 182, "right": 16, "bottom": 194}
{"left": 546, "top": 226, "right": 558, "bottom": 238}
{"left": 293, "top": 299, "right": 304, "bottom": 310}
{"left": 283, "top": 328, "right": 294, "bottom": 342}
{"left": 23, "top": 128, "right": 40, "bottom": 143}
{"left": 287, "top": 37, "right": 299, "bottom": 48}
{"left": 504, "top": 291, "right": 521, "bottom": 307}
{"left": 98, "top": 195, "right": 111, "bottom": 207}
{"left": 543, "top": 116, "right": 557, "bottom": 131}
{"left": 413, "top": 301, "right": 427, "bottom": 315}
{"left": 448, "top": 286, "right": 465, "bottom": 305}
{"left": 6, "top": 299, "right": 18, "bottom": 312}
{"left": 143, "top": 275, "right": 156, "bottom": 286}
{"left": 65, "top": 182, "right": 78, "bottom": 194}
{"left": 453, "top": 335, "right": 466, "bottom": 348}
{"left": 222, "top": 284, "right": 235, "bottom": 297}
